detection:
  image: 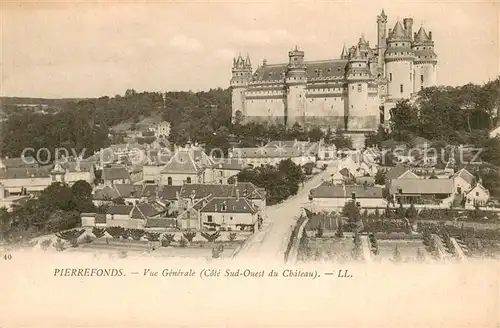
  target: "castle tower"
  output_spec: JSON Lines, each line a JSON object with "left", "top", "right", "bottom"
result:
{"left": 285, "top": 46, "right": 307, "bottom": 127}
{"left": 230, "top": 53, "right": 252, "bottom": 122}
{"left": 385, "top": 19, "right": 415, "bottom": 100}
{"left": 346, "top": 44, "right": 378, "bottom": 131}
{"left": 412, "top": 26, "right": 438, "bottom": 92}
{"left": 377, "top": 9, "right": 388, "bottom": 76}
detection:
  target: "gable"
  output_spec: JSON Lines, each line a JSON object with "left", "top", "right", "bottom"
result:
{"left": 399, "top": 170, "right": 419, "bottom": 179}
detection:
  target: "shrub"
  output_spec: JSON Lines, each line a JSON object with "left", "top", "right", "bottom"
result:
{"left": 70, "top": 238, "right": 79, "bottom": 248}
{"left": 335, "top": 222, "right": 344, "bottom": 238}
{"left": 212, "top": 244, "right": 223, "bottom": 258}
{"left": 40, "top": 239, "right": 52, "bottom": 250}
{"left": 83, "top": 235, "right": 94, "bottom": 244}
{"left": 369, "top": 233, "right": 379, "bottom": 255}
{"left": 130, "top": 229, "right": 145, "bottom": 241}
{"left": 162, "top": 233, "right": 175, "bottom": 243}
{"left": 56, "top": 229, "right": 85, "bottom": 241}
{"left": 54, "top": 238, "right": 66, "bottom": 251}
{"left": 183, "top": 231, "right": 197, "bottom": 242}
{"left": 161, "top": 238, "right": 171, "bottom": 247}
{"left": 315, "top": 226, "right": 324, "bottom": 238}
{"left": 201, "top": 231, "right": 221, "bottom": 242}
{"left": 121, "top": 228, "right": 132, "bottom": 240}
{"left": 178, "top": 236, "right": 188, "bottom": 247}
{"left": 228, "top": 232, "right": 237, "bottom": 242}
{"left": 106, "top": 226, "right": 125, "bottom": 239}
{"left": 92, "top": 227, "right": 106, "bottom": 238}
{"left": 145, "top": 232, "right": 160, "bottom": 242}
{"left": 392, "top": 245, "right": 402, "bottom": 262}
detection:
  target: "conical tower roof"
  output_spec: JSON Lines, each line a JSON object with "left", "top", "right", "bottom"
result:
{"left": 340, "top": 44, "right": 348, "bottom": 59}
{"left": 415, "top": 26, "right": 430, "bottom": 42}
{"left": 245, "top": 53, "right": 251, "bottom": 67}
{"left": 354, "top": 45, "right": 362, "bottom": 58}
{"left": 391, "top": 21, "right": 406, "bottom": 39}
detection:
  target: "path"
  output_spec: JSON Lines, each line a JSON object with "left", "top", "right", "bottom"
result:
{"left": 360, "top": 235, "right": 372, "bottom": 263}
{"left": 236, "top": 170, "right": 331, "bottom": 262}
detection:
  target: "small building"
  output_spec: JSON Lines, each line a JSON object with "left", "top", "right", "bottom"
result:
{"left": 159, "top": 146, "right": 214, "bottom": 186}
{"left": 199, "top": 197, "right": 258, "bottom": 230}
{"left": 0, "top": 167, "right": 53, "bottom": 195}
{"left": 465, "top": 183, "right": 490, "bottom": 207}
{"left": 452, "top": 168, "right": 475, "bottom": 195}
{"left": 390, "top": 178, "right": 454, "bottom": 205}
{"left": 212, "top": 158, "right": 246, "bottom": 184}
{"left": 102, "top": 166, "right": 131, "bottom": 186}
{"left": 309, "top": 183, "right": 386, "bottom": 210}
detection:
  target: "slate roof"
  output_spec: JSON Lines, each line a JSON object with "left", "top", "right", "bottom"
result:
{"left": 179, "top": 182, "right": 265, "bottom": 200}
{"left": 106, "top": 205, "right": 133, "bottom": 215}
{"left": 160, "top": 149, "right": 213, "bottom": 174}
{"left": 0, "top": 167, "right": 51, "bottom": 179}
{"left": 102, "top": 167, "right": 130, "bottom": 181}
{"left": 93, "top": 186, "right": 120, "bottom": 200}
{"left": 200, "top": 197, "right": 258, "bottom": 214}
{"left": 251, "top": 60, "right": 348, "bottom": 83}
{"left": 213, "top": 158, "right": 246, "bottom": 171}
{"left": 453, "top": 168, "right": 475, "bottom": 186}
{"left": 310, "top": 184, "right": 384, "bottom": 199}
{"left": 385, "top": 165, "right": 413, "bottom": 180}
{"left": 130, "top": 202, "right": 165, "bottom": 219}
{"left": 389, "top": 179, "right": 454, "bottom": 195}
{"left": 232, "top": 147, "right": 302, "bottom": 158}
{"left": 114, "top": 184, "right": 143, "bottom": 198}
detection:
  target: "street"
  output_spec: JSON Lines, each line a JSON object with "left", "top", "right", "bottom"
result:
{"left": 236, "top": 168, "right": 333, "bottom": 262}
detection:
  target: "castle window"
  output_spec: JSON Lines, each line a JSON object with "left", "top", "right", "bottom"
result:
{"left": 357, "top": 84, "right": 362, "bottom": 92}
{"left": 421, "top": 75, "right": 424, "bottom": 83}
{"left": 400, "top": 84, "right": 403, "bottom": 93}
{"left": 389, "top": 73, "right": 392, "bottom": 82}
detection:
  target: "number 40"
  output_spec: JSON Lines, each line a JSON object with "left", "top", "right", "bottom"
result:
{"left": 3, "top": 254, "right": 12, "bottom": 260}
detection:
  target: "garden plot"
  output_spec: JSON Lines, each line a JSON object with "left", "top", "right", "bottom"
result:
{"left": 374, "top": 239, "right": 425, "bottom": 263}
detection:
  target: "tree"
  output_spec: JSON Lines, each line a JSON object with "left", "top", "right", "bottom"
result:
{"left": 392, "top": 245, "right": 402, "bottom": 262}
{"left": 342, "top": 201, "right": 361, "bottom": 231}
{"left": 38, "top": 182, "right": 76, "bottom": 213}
{"left": 92, "top": 227, "right": 106, "bottom": 238}
{"left": 374, "top": 170, "right": 386, "bottom": 185}
{"left": 406, "top": 204, "right": 418, "bottom": 222}
{"left": 183, "top": 231, "right": 197, "bottom": 242}
{"left": 351, "top": 232, "right": 363, "bottom": 260}
{"left": 369, "top": 233, "right": 379, "bottom": 255}
{"left": 71, "top": 180, "right": 95, "bottom": 213}
{"left": 201, "top": 231, "right": 220, "bottom": 242}
{"left": 335, "top": 220, "right": 344, "bottom": 238}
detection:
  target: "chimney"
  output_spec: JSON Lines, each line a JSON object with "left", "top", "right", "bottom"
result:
{"left": 403, "top": 18, "right": 413, "bottom": 38}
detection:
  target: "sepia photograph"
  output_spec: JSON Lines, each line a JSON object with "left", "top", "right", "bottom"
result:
{"left": 1, "top": 0, "right": 499, "bottom": 327}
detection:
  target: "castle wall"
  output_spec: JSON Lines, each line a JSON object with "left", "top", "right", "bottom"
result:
{"left": 414, "top": 63, "right": 437, "bottom": 91}
{"left": 303, "top": 89, "right": 346, "bottom": 129}
{"left": 231, "top": 87, "right": 246, "bottom": 117}
{"left": 386, "top": 60, "right": 414, "bottom": 100}
{"left": 286, "top": 84, "right": 307, "bottom": 126}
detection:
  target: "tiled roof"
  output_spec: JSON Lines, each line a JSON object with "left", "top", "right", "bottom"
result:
{"left": 0, "top": 167, "right": 51, "bottom": 179}
{"left": 232, "top": 147, "right": 302, "bottom": 158}
{"left": 145, "top": 218, "right": 177, "bottom": 228}
{"left": 200, "top": 197, "right": 258, "bottom": 214}
{"left": 414, "top": 27, "right": 430, "bottom": 42}
{"left": 213, "top": 158, "right": 246, "bottom": 171}
{"left": 310, "top": 184, "right": 383, "bottom": 199}
{"left": 106, "top": 205, "right": 133, "bottom": 215}
{"left": 453, "top": 169, "right": 475, "bottom": 185}
{"left": 130, "top": 202, "right": 166, "bottom": 219}
{"left": 385, "top": 165, "right": 412, "bottom": 180}
{"left": 390, "top": 179, "right": 454, "bottom": 195}
{"left": 160, "top": 149, "right": 212, "bottom": 174}
{"left": 114, "top": 184, "right": 143, "bottom": 198}
{"left": 102, "top": 167, "right": 130, "bottom": 181}
{"left": 93, "top": 186, "right": 120, "bottom": 200}
{"left": 140, "top": 184, "right": 181, "bottom": 200}
{"left": 0, "top": 156, "right": 38, "bottom": 168}
{"left": 179, "top": 182, "right": 265, "bottom": 200}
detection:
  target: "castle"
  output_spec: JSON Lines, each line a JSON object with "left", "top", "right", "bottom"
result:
{"left": 230, "top": 10, "right": 438, "bottom": 134}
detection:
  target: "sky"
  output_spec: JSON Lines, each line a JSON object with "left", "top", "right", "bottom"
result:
{"left": 1, "top": 0, "right": 499, "bottom": 98}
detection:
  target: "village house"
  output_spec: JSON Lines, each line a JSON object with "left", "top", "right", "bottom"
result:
{"left": 0, "top": 166, "right": 53, "bottom": 195}
{"left": 80, "top": 213, "right": 106, "bottom": 228}
{"left": 465, "top": 182, "right": 490, "bottom": 207}
{"left": 149, "top": 121, "right": 171, "bottom": 138}
{"left": 309, "top": 183, "right": 386, "bottom": 211}
{"left": 199, "top": 197, "right": 259, "bottom": 230}
{"left": 452, "top": 168, "right": 475, "bottom": 195}
{"left": 158, "top": 144, "right": 214, "bottom": 186}
{"left": 329, "top": 168, "right": 356, "bottom": 185}
{"left": 140, "top": 184, "right": 181, "bottom": 214}
{"left": 102, "top": 166, "right": 131, "bottom": 186}
{"left": 0, "top": 182, "right": 30, "bottom": 212}
{"left": 105, "top": 202, "right": 166, "bottom": 229}
{"left": 211, "top": 158, "right": 246, "bottom": 184}
{"left": 384, "top": 165, "right": 419, "bottom": 189}
{"left": 389, "top": 178, "right": 454, "bottom": 205}
{"left": 317, "top": 139, "right": 337, "bottom": 161}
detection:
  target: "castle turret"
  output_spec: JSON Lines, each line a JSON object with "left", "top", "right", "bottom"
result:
{"left": 385, "top": 20, "right": 415, "bottom": 100}
{"left": 230, "top": 53, "right": 252, "bottom": 122}
{"left": 346, "top": 44, "right": 378, "bottom": 131}
{"left": 377, "top": 9, "right": 388, "bottom": 76}
{"left": 340, "top": 44, "right": 348, "bottom": 60}
{"left": 412, "top": 26, "right": 438, "bottom": 92}
{"left": 285, "top": 46, "right": 307, "bottom": 127}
